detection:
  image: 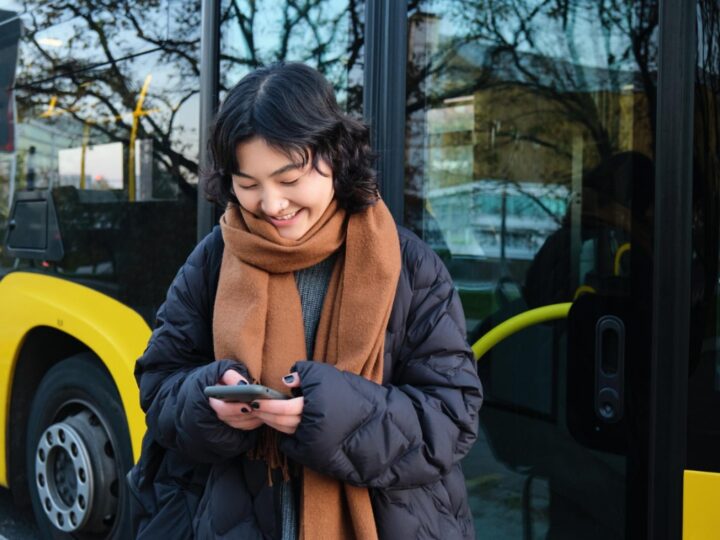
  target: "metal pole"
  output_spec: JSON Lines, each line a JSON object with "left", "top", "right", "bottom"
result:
{"left": 648, "top": 0, "right": 695, "bottom": 538}
{"left": 197, "top": 0, "right": 220, "bottom": 242}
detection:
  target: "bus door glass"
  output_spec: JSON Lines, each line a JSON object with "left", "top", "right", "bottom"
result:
{"left": 688, "top": 1, "right": 720, "bottom": 475}
{"left": 0, "top": 0, "right": 201, "bottom": 323}
{"left": 218, "top": 0, "right": 365, "bottom": 114}
{"left": 404, "top": 1, "right": 658, "bottom": 538}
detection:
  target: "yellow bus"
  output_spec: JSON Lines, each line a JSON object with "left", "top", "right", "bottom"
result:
{"left": 0, "top": 0, "right": 717, "bottom": 538}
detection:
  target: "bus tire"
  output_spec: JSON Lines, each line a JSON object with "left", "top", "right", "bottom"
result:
{"left": 25, "top": 353, "right": 133, "bottom": 540}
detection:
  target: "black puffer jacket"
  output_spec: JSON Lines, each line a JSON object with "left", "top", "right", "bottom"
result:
{"left": 129, "top": 225, "right": 483, "bottom": 539}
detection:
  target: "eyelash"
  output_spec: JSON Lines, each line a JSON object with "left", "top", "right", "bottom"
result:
{"left": 236, "top": 177, "right": 300, "bottom": 190}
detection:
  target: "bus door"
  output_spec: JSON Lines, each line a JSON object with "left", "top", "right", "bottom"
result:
{"left": 402, "top": 1, "right": 673, "bottom": 538}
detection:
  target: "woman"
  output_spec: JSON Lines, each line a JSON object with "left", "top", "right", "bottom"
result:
{"left": 130, "top": 63, "right": 483, "bottom": 540}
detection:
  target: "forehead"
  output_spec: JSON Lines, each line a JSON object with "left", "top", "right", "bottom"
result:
{"left": 234, "top": 137, "right": 305, "bottom": 175}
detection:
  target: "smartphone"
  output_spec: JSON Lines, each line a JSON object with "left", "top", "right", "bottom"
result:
{"left": 203, "top": 384, "right": 290, "bottom": 403}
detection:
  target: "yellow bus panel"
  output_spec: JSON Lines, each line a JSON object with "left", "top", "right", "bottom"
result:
{"left": 0, "top": 272, "right": 151, "bottom": 486}
{"left": 684, "top": 469, "right": 720, "bottom": 539}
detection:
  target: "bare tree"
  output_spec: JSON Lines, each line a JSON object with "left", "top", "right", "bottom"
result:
{"left": 14, "top": 0, "right": 202, "bottom": 198}
{"left": 14, "top": 0, "right": 364, "bottom": 200}
{"left": 406, "top": 0, "right": 659, "bottom": 165}
{"left": 219, "top": 0, "right": 365, "bottom": 113}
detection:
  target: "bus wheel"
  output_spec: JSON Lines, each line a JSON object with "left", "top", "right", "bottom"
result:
{"left": 26, "top": 353, "right": 133, "bottom": 539}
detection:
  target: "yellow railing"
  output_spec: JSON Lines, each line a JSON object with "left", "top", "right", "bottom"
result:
{"left": 472, "top": 302, "right": 573, "bottom": 360}
{"left": 614, "top": 242, "right": 631, "bottom": 276}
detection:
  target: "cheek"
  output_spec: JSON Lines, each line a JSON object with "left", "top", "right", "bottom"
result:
{"left": 322, "top": 181, "right": 336, "bottom": 208}
{"left": 233, "top": 188, "right": 258, "bottom": 210}
{"left": 305, "top": 174, "right": 334, "bottom": 208}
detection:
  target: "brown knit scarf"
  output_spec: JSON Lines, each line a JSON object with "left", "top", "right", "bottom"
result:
{"left": 213, "top": 198, "right": 401, "bottom": 540}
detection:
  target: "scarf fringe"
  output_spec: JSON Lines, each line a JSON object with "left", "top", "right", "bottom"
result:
{"left": 248, "top": 426, "right": 291, "bottom": 486}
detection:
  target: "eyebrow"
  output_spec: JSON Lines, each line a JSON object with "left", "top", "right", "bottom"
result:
{"left": 234, "top": 161, "right": 304, "bottom": 180}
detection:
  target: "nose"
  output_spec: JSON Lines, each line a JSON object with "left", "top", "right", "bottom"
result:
{"left": 260, "top": 187, "right": 289, "bottom": 216}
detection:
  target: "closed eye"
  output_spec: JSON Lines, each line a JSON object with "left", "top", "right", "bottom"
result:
{"left": 235, "top": 183, "right": 257, "bottom": 190}
{"left": 281, "top": 177, "right": 301, "bottom": 186}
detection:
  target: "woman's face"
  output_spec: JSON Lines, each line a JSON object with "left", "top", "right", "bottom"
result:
{"left": 232, "top": 137, "right": 335, "bottom": 240}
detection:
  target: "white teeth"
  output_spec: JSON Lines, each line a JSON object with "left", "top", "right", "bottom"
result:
{"left": 273, "top": 210, "right": 298, "bottom": 221}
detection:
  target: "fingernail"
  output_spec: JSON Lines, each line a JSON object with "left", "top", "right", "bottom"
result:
{"left": 250, "top": 402, "right": 260, "bottom": 410}
{"left": 283, "top": 374, "right": 295, "bottom": 384}
{"left": 237, "top": 380, "right": 248, "bottom": 385}
{"left": 240, "top": 407, "right": 250, "bottom": 413}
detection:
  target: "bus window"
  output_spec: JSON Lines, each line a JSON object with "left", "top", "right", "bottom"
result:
{"left": 404, "top": 1, "right": 658, "bottom": 538}
{"left": 219, "top": 0, "right": 365, "bottom": 114}
{"left": 0, "top": 1, "right": 201, "bottom": 323}
{"left": 0, "top": 7, "right": 20, "bottom": 239}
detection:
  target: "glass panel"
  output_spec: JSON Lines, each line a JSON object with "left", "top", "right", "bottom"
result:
{"left": 405, "top": 2, "right": 658, "bottom": 537}
{"left": 0, "top": 1, "right": 201, "bottom": 322}
{"left": 219, "top": 0, "right": 364, "bottom": 114}
{"left": 688, "top": 0, "right": 720, "bottom": 473}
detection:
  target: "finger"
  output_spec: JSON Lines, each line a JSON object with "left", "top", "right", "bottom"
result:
{"left": 210, "top": 399, "right": 264, "bottom": 431}
{"left": 282, "top": 372, "right": 301, "bottom": 388}
{"left": 209, "top": 397, "right": 253, "bottom": 416}
{"left": 220, "top": 369, "right": 247, "bottom": 386}
{"left": 255, "top": 414, "right": 301, "bottom": 434}
{"left": 250, "top": 396, "right": 303, "bottom": 415}
{"left": 252, "top": 411, "right": 302, "bottom": 429}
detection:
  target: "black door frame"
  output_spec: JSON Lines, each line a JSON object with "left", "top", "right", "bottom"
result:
{"left": 650, "top": 1, "right": 695, "bottom": 538}
{"left": 197, "top": 1, "right": 697, "bottom": 537}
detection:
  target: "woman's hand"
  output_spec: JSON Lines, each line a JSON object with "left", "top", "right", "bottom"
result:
{"left": 209, "top": 369, "right": 264, "bottom": 431}
{"left": 250, "top": 372, "right": 304, "bottom": 435}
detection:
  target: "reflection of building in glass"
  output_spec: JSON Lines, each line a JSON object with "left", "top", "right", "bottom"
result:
{"left": 425, "top": 180, "right": 569, "bottom": 259}
{"left": 405, "top": 10, "right": 654, "bottom": 278}
{"left": 5, "top": 6, "right": 201, "bottom": 211}
{"left": 56, "top": 139, "right": 155, "bottom": 197}
{"left": 58, "top": 142, "right": 124, "bottom": 190}
{"left": 0, "top": 118, "right": 79, "bottom": 195}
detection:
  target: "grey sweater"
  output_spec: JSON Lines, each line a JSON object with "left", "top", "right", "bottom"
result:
{"left": 295, "top": 253, "right": 337, "bottom": 359}
{"left": 281, "top": 252, "right": 337, "bottom": 540}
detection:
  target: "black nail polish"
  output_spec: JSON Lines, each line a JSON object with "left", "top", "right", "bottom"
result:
{"left": 283, "top": 374, "right": 295, "bottom": 383}
{"left": 250, "top": 402, "right": 260, "bottom": 409}
{"left": 240, "top": 407, "right": 250, "bottom": 413}
{"left": 237, "top": 380, "right": 248, "bottom": 385}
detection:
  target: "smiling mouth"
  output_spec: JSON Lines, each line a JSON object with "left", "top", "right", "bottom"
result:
{"left": 269, "top": 209, "right": 299, "bottom": 221}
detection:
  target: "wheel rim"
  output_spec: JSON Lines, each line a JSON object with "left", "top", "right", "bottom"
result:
{"left": 34, "top": 407, "right": 120, "bottom": 534}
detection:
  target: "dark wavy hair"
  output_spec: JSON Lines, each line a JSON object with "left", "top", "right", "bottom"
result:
{"left": 203, "top": 63, "right": 378, "bottom": 213}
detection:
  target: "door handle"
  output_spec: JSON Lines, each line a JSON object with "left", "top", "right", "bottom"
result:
{"left": 594, "top": 315, "right": 625, "bottom": 423}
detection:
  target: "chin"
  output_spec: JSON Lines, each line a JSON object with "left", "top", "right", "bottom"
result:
{"left": 279, "top": 227, "right": 306, "bottom": 240}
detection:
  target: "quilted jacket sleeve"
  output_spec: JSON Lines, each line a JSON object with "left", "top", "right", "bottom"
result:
{"left": 135, "top": 227, "right": 258, "bottom": 463}
{"left": 279, "top": 231, "right": 483, "bottom": 488}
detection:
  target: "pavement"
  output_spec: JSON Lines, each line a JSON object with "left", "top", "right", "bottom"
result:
{"left": 0, "top": 488, "right": 40, "bottom": 539}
